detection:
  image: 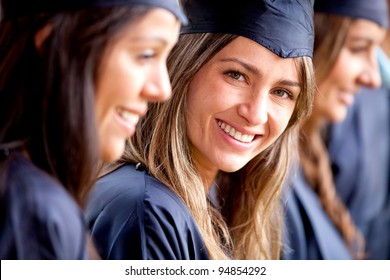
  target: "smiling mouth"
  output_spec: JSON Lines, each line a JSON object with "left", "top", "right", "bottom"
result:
{"left": 116, "top": 107, "right": 140, "bottom": 126}
{"left": 338, "top": 92, "right": 355, "bottom": 107}
{"left": 217, "top": 120, "right": 255, "bottom": 143}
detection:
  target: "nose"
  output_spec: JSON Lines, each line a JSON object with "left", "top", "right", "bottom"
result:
{"left": 237, "top": 91, "right": 268, "bottom": 125}
{"left": 357, "top": 48, "right": 382, "bottom": 89}
{"left": 142, "top": 63, "right": 172, "bottom": 102}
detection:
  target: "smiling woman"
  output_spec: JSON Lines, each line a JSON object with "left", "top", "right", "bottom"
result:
{"left": 86, "top": 0, "right": 315, "bottom": 260}
{"left": 95, "top": 8, "right": 181, "bottom": 162}
{"left": 282, "top": 0, "right": 389, "bottom": 260}
{"left": 313, "top": 18, "right": 385, "bottom": 122}
{"left": 185, "top": 37, "right": 301, "bottom": 184}
{"left": 0, "top": 0, "right": 186, "bottom": 259}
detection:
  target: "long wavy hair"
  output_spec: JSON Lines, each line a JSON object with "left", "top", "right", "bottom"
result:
{"left": 109, "top": 33, "right": 315, "bottom": 259}
{"left": 299, "top": 13, "right": 366, "bottom": 259}
{"left": 0, "top": 6, "right": 150, "bottom": 208}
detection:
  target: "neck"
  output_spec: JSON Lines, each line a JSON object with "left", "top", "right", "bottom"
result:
{"left": 192, "top": 151, "right": 219, "bottom": 192}
{"left": 201, "top": 169, "right": 218, "bottom": 193}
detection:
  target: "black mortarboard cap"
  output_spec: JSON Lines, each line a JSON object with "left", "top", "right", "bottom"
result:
{"left": 1, "top": 0, "right": 188, "bottom": 24}
{"left": 315, "top": 0, "right": 389, "bottom": 28}
{"left": 180, "top": 0, "right": 314, "bottom": 58}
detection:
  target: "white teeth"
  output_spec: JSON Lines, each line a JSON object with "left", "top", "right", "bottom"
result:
{"left": 217, "top": 120, "right": 255, "bottom": 143}
{"left": 117, "top": 108, "right": 139, "bottom": 125}
{"left": 229, "top": 127, "right": 236, "bottom": 137}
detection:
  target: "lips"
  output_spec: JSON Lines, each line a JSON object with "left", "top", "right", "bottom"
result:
{"left": 337, "top": 91, "right": 355, "bottom": 107}
{"left": 114, "top": 107, "right": 141, "bottom": 136}
{"left": 116, "top": 107, "right": 140, "bottom": 125}
{"left": 217, "top": 120, "right": 255, "bottom": 143}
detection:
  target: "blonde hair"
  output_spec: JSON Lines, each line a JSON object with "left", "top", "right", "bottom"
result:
{"left": 110, "top": 33, "right": 315, "bottom": 259}
{"left": 299, "top": 13, "right": 365, "bottom": 259}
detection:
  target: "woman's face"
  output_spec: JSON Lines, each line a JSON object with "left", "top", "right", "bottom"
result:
{"left": 95, "top": 8, "right": 180, "bottom": 162}
{"left": 314, "top": 19, "right": 386, "bottom": 123}
{"left": 186, "top": 36, "right": 301, "bottom": 182}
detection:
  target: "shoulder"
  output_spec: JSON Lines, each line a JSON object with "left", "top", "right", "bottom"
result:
{"left": 7, "top": 154, "right": 83, "bottom": 221}
{"left": 143, "top": 173, "right": 196, "bottom": 224}
{"left": 143, "top": 176, "right": 209, "bottom": 259}
{"left": 87, "top": 164, "right": 209, "bottom": 260}
{"left": 86, "top": 164, "right": 147, "bottom": 228}
{"left": 3, "top": 154, "right": 86, "bottom": 259}
{"left": 87, "top": 164, "right": 195, "bottom": 225}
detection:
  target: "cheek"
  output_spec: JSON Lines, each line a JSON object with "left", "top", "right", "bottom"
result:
{"left": 269, "top": 107, "right": 294, "bottom": 138}
{"left": 95, "top": 65, "right": 122, "bottom": 122}
{"left": 329, "top": 52, "right": 360, "bottom": 83}
{"left": 98, "top": 54, "right": 143, "bottom": 107}
{"left": 186, "top": 101, "right": 205, "bottom": 146}
{"left": 95, "top": 90, "right": 111, "bottom": 128}
{"left": 328, "top": 64, "right": 346, "bottom": 84}
{"left": 186, "top": 87, "right": 215, "bottom": 124}
{"left": 110, "top": 72, "right": 141, "bottom": 100}
{"left": 98, "top": 115, "right": 128, "bottom": 162}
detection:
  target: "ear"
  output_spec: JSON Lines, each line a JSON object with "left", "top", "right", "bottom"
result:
{"left": 34, "top": 24, "right": 53, "bottom": 51}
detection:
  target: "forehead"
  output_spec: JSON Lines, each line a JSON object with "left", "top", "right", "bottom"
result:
{"left": 212, "top": 36, "right": 299, "bottom": 78}
{"left": 120, "top": 8, "right": 179, "bottom": 38}
{"left": 347, "top": 19, "right": 387, "bottom": 43}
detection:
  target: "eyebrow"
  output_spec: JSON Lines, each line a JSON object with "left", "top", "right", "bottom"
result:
{"left": 131, "top": 36, "right": 169, "bottom": 45}
{"left": 220, "top": 58, "right": 260, "bottom": 75}
{"left": 220, "top": 57, "right": 301, "bottom": 88}
{"left": 347, "top": 36, "right": 375, "bottom": 45}
{"left": 278, "top": 79, "right": 301, "bottom": 88}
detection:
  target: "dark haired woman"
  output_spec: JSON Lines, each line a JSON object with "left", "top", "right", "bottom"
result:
{"left": 0, "top": 0, "right": 186, "bottom": 259}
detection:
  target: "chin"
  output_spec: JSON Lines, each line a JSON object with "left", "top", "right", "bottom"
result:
{"left": 331, "top": 112, "right": 348, "bottom": 123}
{"left": 327, "top": 107, "right": 348, "bottom": 123}
{"left": 100, "top": 142, "right": 126, "bottom": 163}
{"left": 219, "top": 161, "right": 248, "bottom": 173}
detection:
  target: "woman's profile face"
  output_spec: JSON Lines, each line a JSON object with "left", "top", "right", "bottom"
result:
{"left": 95, "top": 8, "right": 180, "bottom": 162}
{"left": 186, "top": 36, "right": 301, "bottom": 182}
{"left": 314, "top": 18, "right": 386, "bottom": 123}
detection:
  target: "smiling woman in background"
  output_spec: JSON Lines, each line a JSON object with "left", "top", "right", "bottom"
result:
{"left": 282, "top": 0, "right": 389, "bottom": 260}
{"left": 0, "top": 0, "right": 186, "bottom": 259}
{"left": 326, "top": 0, "right": 390, "bottom": 260}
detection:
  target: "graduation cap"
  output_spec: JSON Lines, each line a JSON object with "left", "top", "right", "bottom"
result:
{"left": 180, "top": 0, "right": 314, "bottom": 58}
{"left": 315, "top": 0, "right": 389, "bottom": 28}
{"left": 1, "top": 0, "right": 188, "bottom": 24}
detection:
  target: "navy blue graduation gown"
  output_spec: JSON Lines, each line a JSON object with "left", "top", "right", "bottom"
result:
{"left": 0, "top": 153, "right": 87, "bottom": 259}
{"left": 328, "top": 87, "right": 390, "bottom": 259}
{"left": 282, "top": 168, "right": 352, "bottom": 260}
{"left": 86, "top": 164, "right": 210, "bottom": 260}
